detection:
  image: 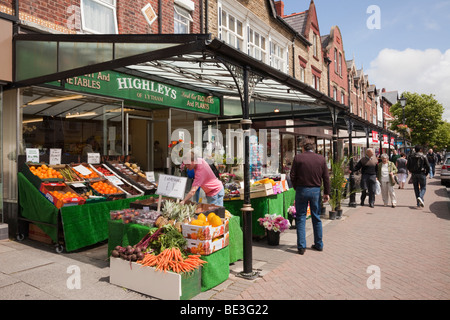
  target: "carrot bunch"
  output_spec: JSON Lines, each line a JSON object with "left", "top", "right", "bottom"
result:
{"left": 137, "top": 247, "right": 207, "bottom": 273}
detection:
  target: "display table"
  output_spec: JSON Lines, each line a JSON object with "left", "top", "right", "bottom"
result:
{"left": 107, "top": 218, "right": 241, "bottom": 292}
{"left": 223, "top": 188, "right": 296, "bottom": 236}
{"left": 18, "top": 172, "right": 152, "bottom": 252}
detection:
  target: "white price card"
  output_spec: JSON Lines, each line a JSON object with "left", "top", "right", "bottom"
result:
{"left": 87, "top": 153, "right": 101, "bottom": 164}
{"left": 49, "top": 148, "right": 62, "bottom": 165}
{"left": 156, "top": 174, "right": 188, "bottom": 200}
{"left": 105, "top": 175, "right": 124, "bottom": 185}
{"left": 26, "top": 148, "right": 40, "bottom": 163}
{"left": 145, "top": 171, "right": 155, "bottom": 182}
{"left": 73, "top": 164, "right": 92, "bottom": 176}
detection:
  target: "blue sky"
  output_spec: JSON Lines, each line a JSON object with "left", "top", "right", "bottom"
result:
{"left": 281, "top": 0, "right": 450, "bottom": 121}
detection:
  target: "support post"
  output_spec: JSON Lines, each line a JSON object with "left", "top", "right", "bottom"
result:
{"left": 238, "top": 66, "right": 258, "bottom": 280}
{"left": 346, "top": 118, "right": 356, "bottom": 207}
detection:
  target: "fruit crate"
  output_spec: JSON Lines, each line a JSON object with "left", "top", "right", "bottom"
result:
{"left": 20, "top": 162, "right": 64, "bottom": 189}
{"left": 109, "top": 258, "right": 201, "bottom": 300}
{"left": 39, "top": 182, "right": 86, "bottom": 209}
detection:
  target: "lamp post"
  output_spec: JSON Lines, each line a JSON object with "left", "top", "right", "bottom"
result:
{"left": 399, "top": 94, "right": 407, "bottom": 153}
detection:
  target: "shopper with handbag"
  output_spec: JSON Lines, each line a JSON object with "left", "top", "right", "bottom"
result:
{"left": 377, "top": 154, "right": 398, "bottom": 208}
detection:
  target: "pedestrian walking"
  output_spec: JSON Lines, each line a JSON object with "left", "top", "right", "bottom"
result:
{"left": 290, "top": 138, "right": 330, "bottom": 255}
{"left": 390, "top": 149, "right": 401, "bottom": 164}
{"left": 407, "top": 145, "right": 430, "bottom": 208}
{"left": 352, "top": 148, "right": 378, "bottom": 208}
{"left": 377, "top": 154, "right": 398, "bottom": 207}
{"left": 396, "top": 152, "right": 408, "bottom": 189}
{"left": 426, "top": 148, "right": 437, "bottom": 178}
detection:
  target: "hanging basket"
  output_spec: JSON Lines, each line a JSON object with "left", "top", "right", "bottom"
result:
{"left": 267, "top": 230, "right": 280, "bottom": 246}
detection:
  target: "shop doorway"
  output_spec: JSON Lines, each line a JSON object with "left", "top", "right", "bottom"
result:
{"left": 125, "top": 112, "right": 168, "bottom": 174}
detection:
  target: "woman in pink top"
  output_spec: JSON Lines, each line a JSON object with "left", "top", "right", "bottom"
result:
{"left": 181, "top": 154, "right": 224, "bottom": 206}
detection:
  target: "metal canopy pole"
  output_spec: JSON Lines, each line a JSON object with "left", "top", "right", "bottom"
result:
{"left": 346, "top": 118, "right": 357, "bottom": 207}
{"left": 220, "top": 60, "right": 260, "bottom": 280}
{"left": 239, "top": 66, "right": 258, "bottom": 280}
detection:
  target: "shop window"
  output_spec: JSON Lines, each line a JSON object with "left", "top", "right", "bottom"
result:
{"left": 220, "top": 9, "right": 244, "bottom": 51}
{"left": 81, "top": 0, "right": 118, "bottom": 34}
{"left": 174, "top": 5, "right": 193, "bottom": 34}
{"left": 20, "top": 87, "right": 123, "bottom": 158}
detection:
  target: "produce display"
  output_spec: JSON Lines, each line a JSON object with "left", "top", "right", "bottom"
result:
{"left": 73, "top": 165, "right": 100, "bottom": 180}
{"left": 189, "top": 212, "right": 222, "bottom": 227}
{"left": 29, "top": 164, "right": 63, "bottom": 180}
{"left": 124, "top": 162, "right": 148, "bottom": 179}
{"left": 54, "top": 166, "right": 84, "bottom": 183}
{"left": 111, "top": 225, "right": 207, "bottom": 274}
{"left": 69, "top": 183, "right": 100, "bottom": 200}
{"left": 92, "top": 164, "right": 115, "bottom": 176}
{"left": 91, "top": 180, "right": 123, "bottom": 195}
{"left": 50, "top": 190, "right": 80, "bottom": 202}
{"left": 110, "top": 208, "right": 144, "bottom": 224}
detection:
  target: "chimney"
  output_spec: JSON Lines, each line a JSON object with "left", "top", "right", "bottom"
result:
{"left": 275, "top": 1, "right": 285, "bottom": 17}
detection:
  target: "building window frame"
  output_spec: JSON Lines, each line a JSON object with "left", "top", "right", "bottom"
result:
{"left": 248, "top": 27, "right": 266, "bottom": 62}
{"left": 174, "top": 4, "right": 193, "bottom": 34}
{"left": 219, "top": 8, "right": 244, "bottom": 51}
{"left": 80, "top": 0, "right": 118, "bottom": 34}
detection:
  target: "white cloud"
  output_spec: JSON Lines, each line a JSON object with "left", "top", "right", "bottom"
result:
{"left": 367, "top": 48, "right": 450, "bottom": 122}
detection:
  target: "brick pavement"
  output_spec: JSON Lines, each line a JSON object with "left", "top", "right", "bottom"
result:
{"left": 207, "top": 173, "right": 450, "bottom": 300}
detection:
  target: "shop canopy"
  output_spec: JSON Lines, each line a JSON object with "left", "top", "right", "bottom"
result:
{"left": 12, "top": 32, "right": 397, "bottom": 137}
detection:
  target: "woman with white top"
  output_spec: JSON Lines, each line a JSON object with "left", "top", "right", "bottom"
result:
{"left": 377, "top": 154, "right": 398, "bottom": 208}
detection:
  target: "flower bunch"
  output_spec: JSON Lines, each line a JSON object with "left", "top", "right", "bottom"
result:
{"left": 258, "top": 214, "right": 290, "bottom": 233}
{"left": 287, "top": 205, "right": 296, "bottom": 218}
{"left": 219, "top": 173, "right": 235, "bottom": 184}
{"left": 168, "top": 139, "right": 193, "bottom": 148}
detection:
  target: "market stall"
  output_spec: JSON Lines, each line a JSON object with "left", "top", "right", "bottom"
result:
{"left": 17, "top": 157, "right": 243, "bottom": 299}
{"left": 222, "top": 174, "right": 296, "bottom": 236}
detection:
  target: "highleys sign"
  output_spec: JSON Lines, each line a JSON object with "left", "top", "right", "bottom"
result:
{"left": 48, "top": 70, "right": 221, "bottom": 115}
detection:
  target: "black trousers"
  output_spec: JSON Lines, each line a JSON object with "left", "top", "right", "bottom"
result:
{"left": 360, "top": 174, "right": 377, "bottom": 205}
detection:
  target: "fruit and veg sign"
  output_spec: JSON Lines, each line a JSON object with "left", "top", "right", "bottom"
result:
{"left": 156, "top": 174, "right": 187, "bottom": 200}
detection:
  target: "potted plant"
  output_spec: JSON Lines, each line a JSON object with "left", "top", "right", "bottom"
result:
{"left": 257, "top": 214, "right": 291, "bottom": 246}
{"left": 329, "top": 157, "right": 348, "bottom": 220}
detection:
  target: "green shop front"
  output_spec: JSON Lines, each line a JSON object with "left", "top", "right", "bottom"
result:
{"left": 8, "top": 33, "right": 353, "bottom": 285}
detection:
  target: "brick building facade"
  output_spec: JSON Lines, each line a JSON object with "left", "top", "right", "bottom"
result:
{"left": 321, "top": 25, "right": 348, "bottom": 105}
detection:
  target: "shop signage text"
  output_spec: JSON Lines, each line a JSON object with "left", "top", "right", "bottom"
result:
{"left": 49, "top": 71, "right": 220, "bottom": 115}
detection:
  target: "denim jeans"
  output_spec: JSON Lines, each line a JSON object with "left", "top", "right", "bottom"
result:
{"left": 206, "top": 187, "right": 224, "bottom": 207}
{"left": 429, "top": 163, "right": 435, "bottom": 178}
{"left": 295, "top": 186, "right": 323, "bottom": 250}
{"left": 412, "top": 173, "right": 427, "bottom": 205}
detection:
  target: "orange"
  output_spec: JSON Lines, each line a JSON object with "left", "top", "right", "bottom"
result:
{"left": 198, "top": 213, "right": 206, "bottom": 221}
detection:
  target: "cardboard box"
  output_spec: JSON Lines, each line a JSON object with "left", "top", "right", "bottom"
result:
{"left": 39, "top": 182, "right": 86, "bottom": 209}
{"left": 240, "top": 183, "right": 274, "bottom": 199}
{"left": 28, "top": 224, "right": 53, "bottom": 244}
{"left": 185, "top": 233, "right": 229, "bottom": 255}
{"left": 182, "top": 218, "right": 229, "bottom": 241}
{"left": 109, "top": 257, "right": 201, "bottom": 300}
